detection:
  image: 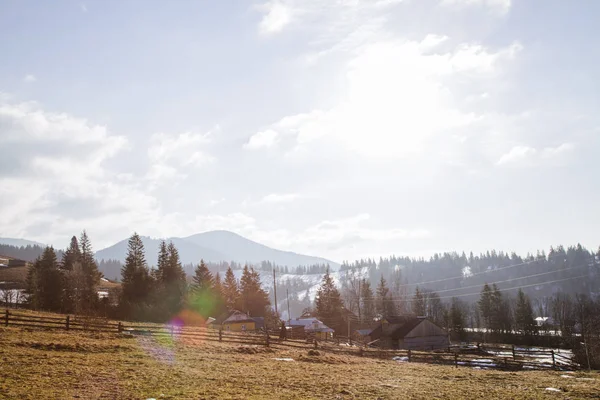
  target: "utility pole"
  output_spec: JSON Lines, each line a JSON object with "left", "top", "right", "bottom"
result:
{"left": 287, "top": 288, "right": 291, "bottom": 323}
{"left": 273, "top": 269, "right": 278, "bottom": 315}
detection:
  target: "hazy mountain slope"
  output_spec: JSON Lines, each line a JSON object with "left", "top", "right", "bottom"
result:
{"left": 95, "top": 236, "right": 228, "bottom": 267}
{"left": 184, "top": 230, "right": 339, "bottom": 269}
{"left": 0, "top": 238, "right": 46, "bottom": 247}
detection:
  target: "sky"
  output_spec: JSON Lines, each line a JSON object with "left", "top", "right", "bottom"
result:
{"left": 1, "top": 0, "right": 599, "bottom": 263}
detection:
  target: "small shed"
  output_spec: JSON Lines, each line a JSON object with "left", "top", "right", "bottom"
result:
{"left": 369, "top": 316, "right": 449, "bottom": 350}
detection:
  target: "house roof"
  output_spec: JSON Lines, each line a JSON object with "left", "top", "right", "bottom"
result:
{"left": 370, "top": 315, "right": 431, "bottom": 340}
{"left": 355, "top": 329, "right": 372, "bottom": 336}
{"left": 287, "top": 318, "right": 334, "bottom": 332}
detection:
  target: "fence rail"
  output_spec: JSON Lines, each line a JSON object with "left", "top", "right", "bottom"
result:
{"left": 2, "top": 309, "right": 578, "bottom": 371}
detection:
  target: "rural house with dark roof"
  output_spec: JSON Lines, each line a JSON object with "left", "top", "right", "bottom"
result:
{"left": 369, "top": 316, "right": 449, "bottom": 350}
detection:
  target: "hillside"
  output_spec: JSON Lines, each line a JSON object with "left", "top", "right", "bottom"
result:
{"left": 95, "top": 230, "right": 338, "bottom": 269}
{"left": 0, "top": 238, "right": 45, "bottom": 247}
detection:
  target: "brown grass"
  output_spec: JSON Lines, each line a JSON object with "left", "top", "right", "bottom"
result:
{"left": 1, "top": 326, "right": 598, "bottom": 399}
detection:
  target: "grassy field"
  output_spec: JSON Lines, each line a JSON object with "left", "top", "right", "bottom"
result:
{"left": 1, "top": 326, "right": 598, "bottom": 399}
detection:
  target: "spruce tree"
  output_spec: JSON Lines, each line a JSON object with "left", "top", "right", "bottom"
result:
{"left": 360, "top": 278, "right": 375, "bottom": 324}
{"left": 120, "top": 233, "right": 151, "bottom": 305}
{"left": 376, "top": 275, "right": 396, "bottom": 318}
{"left": 193, "top": 259, "right": 213, "bottom": 291}
{"left": 239, "top": 265, "right": 270, "bottom": 317}
{"left": 478, "top": 283, "right": 493, "bottom": 330}
{"left": 60, "top": 236, "right": 81, "bottom": 313}
{"left": 160, "top": 241, "right": 187, "bottom": 317}
{"left": 412, "top": 286, "right": 426, "bottom": 316}
{"left": 222, "top": 267, "right": 240, "bottom": 311}
{"left": 79, "top": 231, "right": 101, "bottom": 313}
{"left": 449, "top": 297, "right": 466, "bottom": 340}
{"left": 26, "top": 247, "right": 63, "bottom": 312}
{"left": 515, "top": 289, "right": 537, "bottom": 336}
{"left": 315, "top": 267, "right": 344, "bottom": 333}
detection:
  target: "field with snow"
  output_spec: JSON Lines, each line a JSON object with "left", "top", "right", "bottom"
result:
{"left": 1, "top": 326, "right": 599, "bottom": 399}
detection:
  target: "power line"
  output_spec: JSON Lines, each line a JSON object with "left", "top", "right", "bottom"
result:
{"left": 317, "top": 263, "right": 594, "bottom": 303}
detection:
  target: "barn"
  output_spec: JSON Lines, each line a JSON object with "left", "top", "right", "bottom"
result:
{"left": 369, "top": 316, "right": 449, "bottom": 350}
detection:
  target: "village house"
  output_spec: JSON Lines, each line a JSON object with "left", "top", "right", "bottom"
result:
{"left": 221, "top": 310, "right": 264, "bottom": 332}
{"left": 369, "top": 315, "right": 449, "bottom": 350}
{"left": 287, "top": 317, "right": 334, "bottom": 340}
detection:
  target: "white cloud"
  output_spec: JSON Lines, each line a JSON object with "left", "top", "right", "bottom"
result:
{"left": 244, "top": 129, "right": 279, "bottom": 150}
{"left": 258, "top": 1, "right": 292, "bottom": 35}
{"left": 496, "top": 143, "right": 575, "bottom": 166}
{"left": 80, "top": 3, "right": 88, "bottom": 12}
{"left": 23, "top": 74, "right": 36, "bottom": 83}
{"left": 441, "top": 0, "right": 511, "bottom": 14}
{"left": 147, "top": 130, "right": 215, "bottom": 185}
{"left": 261, "top": 193, "right": 299, "bottom": 203}
{"left": 255, "top": 37, "right": 520, "bottom": 160}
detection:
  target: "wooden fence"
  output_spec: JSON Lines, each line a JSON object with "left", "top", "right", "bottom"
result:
{"left": 2, "top": 310, "right": 578, "bottom": 371}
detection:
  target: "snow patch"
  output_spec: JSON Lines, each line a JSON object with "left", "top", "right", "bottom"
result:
{"left": 545, "top": 387, "right": 561, "bottom": 392}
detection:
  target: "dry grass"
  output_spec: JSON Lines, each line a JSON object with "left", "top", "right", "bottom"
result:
{"left": 1, "top": 326, "right": 599, "bottom": 399}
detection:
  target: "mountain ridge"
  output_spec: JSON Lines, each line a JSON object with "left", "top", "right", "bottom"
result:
{"left": 95, "top": 230, "right": 339, "bottom": 270}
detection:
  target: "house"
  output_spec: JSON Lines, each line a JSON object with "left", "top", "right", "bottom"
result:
{"left": 369, "top": 315, "right": 449, "bottom": 350}
{"left": 222, "top": 310, "right": 264, "bottom": 332}
{"left": 354, "top": 329, "right": 372, "bottom": 343}
{"left": 0, "top": 255, "right": 27, "bottom": 268}
{"left": 287, "top": 318, "right": 334, "bottom": 340}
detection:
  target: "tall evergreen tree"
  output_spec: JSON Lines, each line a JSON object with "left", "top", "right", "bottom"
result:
{"left": 412, "top": 286, "right": 426, "bottom": 316}
{"left": 515, "top": 289, "right": 537, "bottom": 336}
{"left": 449, "top": 297, "right": 467, "bottom": 340}
{"left": 79, "top": 231, "right": 101, "bottom": 313}
{"left": 315, "top": 267, "right": 344, "bottom": 333}
{"left": 120, "top": 233, "right": 152, "bottom": 305}
{"left": 26, "top": 247, "right": 63, "bottom": 312}
{"left": 239, "top": 265, "right": 270, "bottom": 317}
{"left": 360, "top": 278, "right": 375, "bottom": 324}
{"left": 478, "top": 283, "right": 493, "bottom": 330}
{"left": 222, "top": 267, "right": 240, "bottom": 311}
{"left": 60, "top": 236, "right": 81, "bottom": 313}
{"left": 376, "top": 275, "right": 396, "bottom": 317}
{"left": 192, "top": 259, "right": 213, "bottom": 291}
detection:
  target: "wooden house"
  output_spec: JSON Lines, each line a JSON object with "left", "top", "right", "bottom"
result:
{"left": 287, "top": 318, "right": 334, "bottom": 340}
{"left": 369, "top": 316, "right": 449, "bottom": 350}
{"left": 222, "top": 310, "right": 264, "bottom": 332}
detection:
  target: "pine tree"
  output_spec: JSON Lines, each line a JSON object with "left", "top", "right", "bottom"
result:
{"left": 192, "top": 259, "right": 213, "bottom": 291}
{"left": 376, "top": 275, "right": 395, "bottom": 318}
{"left": 515, "top": 289, "right": 537, "bottom": 336}
{"left": 120, "top": 233, "right": 151, "bottom": 305}
{"left": 360, "top": 279, "right": 375, "bottom": 324}
{"left": 478, "top": 283, "right": 493, "bottom": 330}
{"left": 449, "top": 297, "right": 466, "bottom": 339}
{"left": 159, "top": 241, "right": 187, "bottom": 317}
{"left": 79, "top": 231, "right": 101, "bottom": 313}
{"left": 222, "top": 267, "right": 240, "bottom": 311}
{"left": 239, "top": 265, "right": 270, "bottom": 317}
{"left": 156, "top": 240, "right": 169, "bottom": 282}
{"left": 412, "top": 286, "right": 426, "bottom": 316}
{"left": 60, "top": 236, "right": 81, "bottom": 313}
{"left": 26, "top": 247, "right": 63, "bottom": 312}
{"left": 315, "top": 267, "right": 344, "bottom": 333}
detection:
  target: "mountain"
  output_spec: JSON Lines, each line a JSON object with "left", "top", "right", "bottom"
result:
{"left": 95, "top": 236, "right": 227, "bottom": 268}
{"left": 0, "top": 238, "right": 46, "bottom": 247}
{"left": 94, "top": 230, "right": 338, "bottom": 271}
{"left": 183, "top": 230, "right": 338, "bottom": 269}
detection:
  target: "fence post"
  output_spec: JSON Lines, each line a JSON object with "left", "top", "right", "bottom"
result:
{"left": 454, "top": 353, "right": 458, "bottom": 368}
{"left": 219, "top": 329, "right": 223, "bottom": 342}
{"left": 170, "top": 325, "right": 174, "bottom": 339}
{"left": 551, "top": 350, "right": 556, "bottom": 369}
{"left": 512, "top": 344, "right": 516, "bottom": 360}
{"left": 408, "top": 349, "right": 412, "bottom": 362}
{"left": 265, "top": 331, "right": 270, "bottom": 347}
{"left": 118, "top": 322, "right": 122, "bottom": 333}
{"left": 4, "top": 309, "right": 8, "bottom": 327}
{"left": 314, "top": 339, "right": 318, "bottom": 350}
{"left": 66, "top": 315, "right": 70, "bottom": 331}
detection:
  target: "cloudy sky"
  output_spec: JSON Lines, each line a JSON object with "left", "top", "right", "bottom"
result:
{"left": 1, "top": 0, "right": 598, "bottom": 262}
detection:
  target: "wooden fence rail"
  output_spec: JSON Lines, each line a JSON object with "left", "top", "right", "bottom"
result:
{"left": 2, "top": 309, "right": 578, "bottom": 371}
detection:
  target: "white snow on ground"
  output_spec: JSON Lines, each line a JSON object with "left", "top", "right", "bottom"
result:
{"left": 273, "top": 358, "right": 295, "bottom": 362}
{"left": 392, "top": 356, "right": 408, "bottom": 362}
{"left": 560, "top": 375, "right": 574, "bottom": 378}
{"left": 545, "top": 388, "right": 561, "bottom": 392}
